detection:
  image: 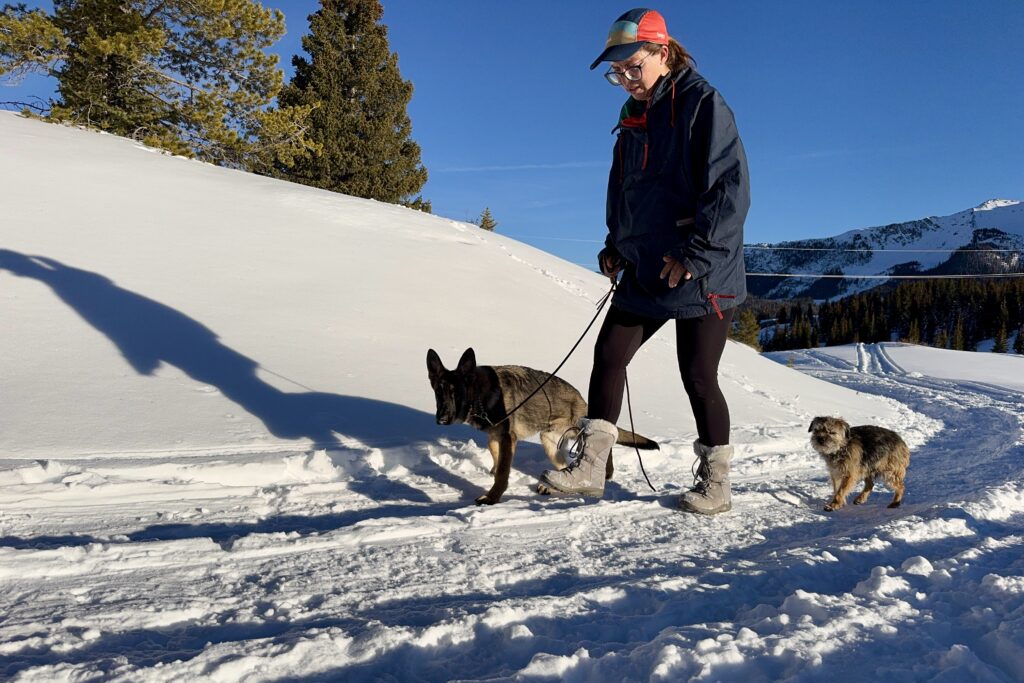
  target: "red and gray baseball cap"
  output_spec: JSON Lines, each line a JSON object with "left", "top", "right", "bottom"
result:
{"left": 589, "top": 8, "right": 670, "bottom": 70}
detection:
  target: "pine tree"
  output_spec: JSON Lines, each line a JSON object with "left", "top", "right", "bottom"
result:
{"left": 802, "top": 319, "right": 813, "bottom": 348}
{"left": 952, "top": 314, "right": 965, "bottom": 351}
{"left": 1014, "top": 325, "right": 1024, "bottom": 355}
{"left": 993, "top": 324, "right": 1008, "bottom": 353}
{"left": 276, "top": 0, "right": 428, "bottom": 209}
{"left": 731, "top": 309, "right": 762, "bottom": 351}
{"left": 0, "top": 0, "right": 314, "bottom": 170}
{"left": 907, "top": 319, "right": 920, "bottom": 344}
{"left": 777, "top": 306, "right": 789, "bottom": 326}
{"left": 934, "top": 328, "right": 949, "bottom": 350}
{"left": 477, "top": 207, "right": 497, "bottom": 231}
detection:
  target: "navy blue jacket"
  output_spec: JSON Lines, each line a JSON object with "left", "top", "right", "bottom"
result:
{"left": 605, "top": 67, "right": 749, "bottom": 319}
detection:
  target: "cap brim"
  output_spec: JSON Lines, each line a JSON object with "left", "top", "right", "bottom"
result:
{"left": 589, "top": 42, "right": 644, "bottom": 70}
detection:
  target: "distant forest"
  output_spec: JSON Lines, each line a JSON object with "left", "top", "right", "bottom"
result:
{"left": 748, "top": 278, "right": 1024, "bottom": 353}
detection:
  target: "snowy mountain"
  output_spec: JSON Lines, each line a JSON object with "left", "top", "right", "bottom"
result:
{"left": 2, "top": 111, "right": 1023, "bottom": 682}
{"left": 746, "top": 199, "right": 1024, "bottom": 300}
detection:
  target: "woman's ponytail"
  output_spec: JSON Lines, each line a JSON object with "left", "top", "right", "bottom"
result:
{"left": 666, "top": 37, "right": 695, "bottom": 71}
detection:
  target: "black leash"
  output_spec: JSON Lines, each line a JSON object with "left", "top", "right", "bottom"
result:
{"left": 624, "top": 369, "right": 657, "bottom": 492}
{"left": 492, "top": 279, "right": 657, "bottom": 492}
{"left": 490, "top": 283, "right": 615, "bottom": 427}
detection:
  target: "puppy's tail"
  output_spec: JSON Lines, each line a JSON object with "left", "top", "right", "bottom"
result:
{"left": 616, "top": 428, "right": 659, "bottom": 450}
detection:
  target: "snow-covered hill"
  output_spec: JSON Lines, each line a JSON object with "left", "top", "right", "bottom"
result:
{"left": 2, "top": 112, "right": 1023, "bottom": 681}
{"left": 0, "top": 110, "right": 889, "bottom": 460}
{"left": 746, "top": 199, "right": 1024, "bottom": 300}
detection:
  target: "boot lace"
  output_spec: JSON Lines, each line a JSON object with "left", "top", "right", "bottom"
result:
{"left": 691, "top": 456, "right": 711, "bottom": 494}
{"left": 558, "top": 428, "right": 588, "bottom": 471}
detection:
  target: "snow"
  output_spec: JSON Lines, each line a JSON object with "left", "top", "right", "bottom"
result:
{"left": 2, "top": 111, "right": 1023, "bottom": 681}
{"left": 795, "top": 341, "right": 1024, "bottom": 393}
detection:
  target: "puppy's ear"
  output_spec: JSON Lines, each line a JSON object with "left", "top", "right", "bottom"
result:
{"left": 457, "top": 347, "right": 476, "bottom": 374}
{"left": 426, "top": 349, "right": 445, "bottom": 382}
{"left": 843, "top": 424, "right": 851, "bottom": 441}
{"left": 808, "top": 417, "right": 821, "bottom": 432}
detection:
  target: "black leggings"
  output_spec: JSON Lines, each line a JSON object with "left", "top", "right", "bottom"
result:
{"left": 587, "top": 305, "right": 734, "bottom": 446}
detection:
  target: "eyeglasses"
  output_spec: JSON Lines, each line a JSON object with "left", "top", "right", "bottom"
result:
{"left": 604, "top": 53, "right": 653, "bottom": 86}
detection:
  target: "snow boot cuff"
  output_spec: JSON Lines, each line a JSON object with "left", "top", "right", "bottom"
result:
{"left": 580, "top": 417, "right": 619, "bottom": 440}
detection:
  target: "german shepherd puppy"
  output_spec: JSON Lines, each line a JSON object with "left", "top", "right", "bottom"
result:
{"left": 427, "top": 348, "right": 658, "bottom": 505}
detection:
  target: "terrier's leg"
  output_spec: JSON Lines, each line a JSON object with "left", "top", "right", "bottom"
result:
{"left": 888, "top": 472, "right": 906, "bottom": 508}
{"left": 854, "top": 475, "right": 874, "bottom": 505}
{"left": 825, "top": 474, "right": 857, "bottom": 511}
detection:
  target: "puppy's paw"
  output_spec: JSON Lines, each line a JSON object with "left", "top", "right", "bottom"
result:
{"left": 888, "top": 501, "right": 902, "bottom": 509}
{"left": 475, "top": 484, "right": 506, "bottom": 505}
{"left": 823, "top": 503, "right": 836, "bottom": 512}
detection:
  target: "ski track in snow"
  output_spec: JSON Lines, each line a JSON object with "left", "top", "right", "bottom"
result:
{"left": 0, "top": 346, "right": 1021, "bottom": 681}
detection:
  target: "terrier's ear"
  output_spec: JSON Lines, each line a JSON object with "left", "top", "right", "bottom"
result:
{"left": 457, "top": 347, "right": 477, "bottom": 374}
{"left": 843, "top": 424, "right": 851, "bottom": 441}
{"left": 426, "top": 348, "right": 445, "bottom": 381}
{"left": 808, "top": 417, "right": 821, "bottom": 432}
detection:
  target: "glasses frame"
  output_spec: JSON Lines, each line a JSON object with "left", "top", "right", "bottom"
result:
{"left": 604, "top": 53, "right": 654, "bottom": 86}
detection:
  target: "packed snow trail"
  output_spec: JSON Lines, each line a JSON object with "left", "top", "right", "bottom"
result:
{"left": 3, "top": 345, "right": 1023, "bottom": 681}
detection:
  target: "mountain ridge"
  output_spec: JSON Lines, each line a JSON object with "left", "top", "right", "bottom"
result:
{"left": 745, "top": 199, "right": 1024, "bottom": 300}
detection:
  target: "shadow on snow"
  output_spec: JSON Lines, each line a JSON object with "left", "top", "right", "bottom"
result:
{"left": 0, "top": 249, "right": 477, "bottom": 504}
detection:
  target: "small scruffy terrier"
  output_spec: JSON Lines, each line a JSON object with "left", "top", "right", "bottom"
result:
{"left": 808, "top": 416, "right": 909, "bottom": 511}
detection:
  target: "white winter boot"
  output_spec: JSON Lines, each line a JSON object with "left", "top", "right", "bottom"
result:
{"left": 538, "top": 418, "right": 617, "bottom": 497}
{"left": 679, "top": 439, "right": 733, "bottom": 515}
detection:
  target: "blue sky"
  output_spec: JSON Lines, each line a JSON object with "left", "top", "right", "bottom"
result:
{"left": 4, "top": 1, "right": 1022, "bottom": 267}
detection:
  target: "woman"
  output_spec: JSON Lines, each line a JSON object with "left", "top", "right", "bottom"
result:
{"left": 540, "top": 8, "right": 750, "bottom": 515}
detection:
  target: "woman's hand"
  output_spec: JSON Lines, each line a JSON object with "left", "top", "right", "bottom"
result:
{"left": 660, "top": 255, "right": 692, "bottom": 288}
{"left": 599, "top": 247, "right": 624, "bottom": 279}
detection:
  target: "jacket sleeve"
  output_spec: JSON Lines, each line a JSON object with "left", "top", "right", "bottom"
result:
{"left": 604, "top": 136, "right": 623, "bottom": 256}
{"left": 665, "top": 90, "right": 750, "bottom": 280}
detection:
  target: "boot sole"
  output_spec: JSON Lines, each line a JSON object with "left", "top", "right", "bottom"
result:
{"left": 679, "top": 500, "right": 732, "bottom": 515}
{"left": 538, "top": 475, "right": 603, "bottom": 497}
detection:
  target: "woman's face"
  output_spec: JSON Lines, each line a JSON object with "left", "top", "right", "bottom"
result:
{"left": 610, "top": 46, "right": 669, "bottom": 101}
